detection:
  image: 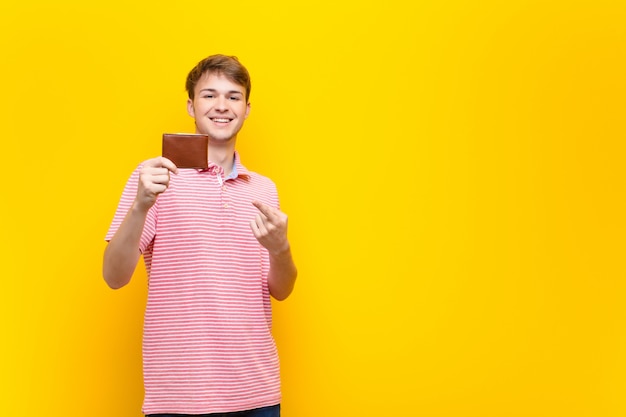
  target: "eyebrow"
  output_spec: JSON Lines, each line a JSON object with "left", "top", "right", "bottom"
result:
{"left": 199, "top": 88, "right": 244, "bottom": 95}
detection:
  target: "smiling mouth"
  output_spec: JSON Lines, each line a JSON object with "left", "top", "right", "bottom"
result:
{"left": 211, "top": 118, "right": 232, "bottom": 123}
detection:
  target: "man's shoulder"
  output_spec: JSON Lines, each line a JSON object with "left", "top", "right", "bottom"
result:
{"left": 242, "top": 170, "right": 277, "bottom": 189}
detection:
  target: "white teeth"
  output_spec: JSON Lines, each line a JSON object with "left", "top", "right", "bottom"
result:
{"left": 213, "top": 118, "right": 230, "bottom": 123}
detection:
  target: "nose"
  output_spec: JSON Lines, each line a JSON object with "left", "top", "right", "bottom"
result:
{"left": 214, "top": 95, "right": 228, "bottom": 111}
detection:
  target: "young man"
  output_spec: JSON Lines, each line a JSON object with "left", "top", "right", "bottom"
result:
{"left": 103, "top": 54, "right": 297, "bottom": 417}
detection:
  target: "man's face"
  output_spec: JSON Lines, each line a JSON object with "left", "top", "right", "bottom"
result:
{"left": 187, "top": 73, "right": 250, "bottom": 142}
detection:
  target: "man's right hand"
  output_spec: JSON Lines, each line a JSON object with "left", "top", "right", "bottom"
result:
{"left": 103, "top": 157, "right": 177, "bottom": 289}
{"left": 135, "top": 157, "right": 178, "bottom": 211}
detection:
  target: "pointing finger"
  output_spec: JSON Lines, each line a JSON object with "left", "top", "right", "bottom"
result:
{"left": 252, "top": 200, "right": 276, "bottom": 220}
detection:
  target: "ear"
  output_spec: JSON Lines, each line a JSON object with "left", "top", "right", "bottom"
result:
{"left": 187, "top": 98, "right": 195, "bottom": 118}
{"left": 244, "top": 101, "right": 251, "bottom": 119}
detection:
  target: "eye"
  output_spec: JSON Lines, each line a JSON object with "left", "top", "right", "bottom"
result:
{"left": 203, "top": 94, "right": 214, "bottom": 99}
{"left": 229, "top": 96, "right": 241, "bottom": 101}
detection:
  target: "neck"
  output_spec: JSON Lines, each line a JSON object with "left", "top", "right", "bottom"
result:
{"left": 207, "top": 137, "right": 236, "bottom": 176}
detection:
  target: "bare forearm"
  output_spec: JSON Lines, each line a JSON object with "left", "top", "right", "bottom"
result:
{"left": 103, "top": 204, "right": 147, "bottom": 289}
{"left": 104, "top": 157, "right": 177, "bottom": 289}
{"left": 267, "top": 247, "right": 297, "bottom": 301}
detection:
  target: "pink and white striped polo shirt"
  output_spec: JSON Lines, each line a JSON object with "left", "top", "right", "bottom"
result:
{"left": 106, "top": 152, "right": 281, "bottom": 414}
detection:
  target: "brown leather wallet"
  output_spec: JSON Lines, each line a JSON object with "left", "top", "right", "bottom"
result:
{"left": 162, "top": 133, "right": 209, "bottom": 169}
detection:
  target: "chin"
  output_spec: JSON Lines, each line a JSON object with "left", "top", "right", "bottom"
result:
{"left": 208, "top": 133, "right": 235, "bottom": 143}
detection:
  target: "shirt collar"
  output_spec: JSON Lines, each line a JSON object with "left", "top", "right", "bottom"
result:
{"left": 221, "top": 151, "right": 251, "bottom": 180}
{"left": 204, "top": 151, "right": 251, "bottom": 180}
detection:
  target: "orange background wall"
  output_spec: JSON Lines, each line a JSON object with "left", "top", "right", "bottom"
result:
{"left": 1, "top": 1, "right": 625, "bottom": 416}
